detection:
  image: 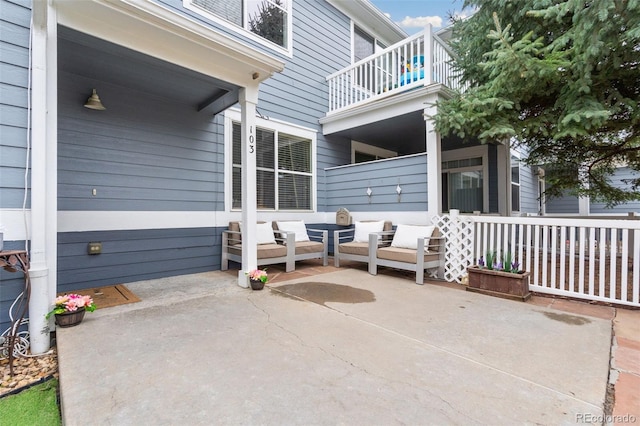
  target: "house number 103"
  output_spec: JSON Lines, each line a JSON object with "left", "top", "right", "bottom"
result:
{"left": 249, "top": 126, "right": 255, "bottom": 154}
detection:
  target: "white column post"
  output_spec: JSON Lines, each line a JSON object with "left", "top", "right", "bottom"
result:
{"left": 238, "top": 86, "right": 259, "bottom": 287}
{"left": 424, "top": 98, "right": 442, "bottom": 220}
{"left": 424, "top": 24, "right": 433, "bottom": 86}
{"left": 29, "top": 0, "right": 57, "bottom": 353}
{"left": 578, "top": 165, "right": 590, "bottom": 216}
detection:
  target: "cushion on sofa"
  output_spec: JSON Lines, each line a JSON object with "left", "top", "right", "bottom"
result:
{"left": 236, "top": 222, "right": 276, "bottom": 245}
{"left": 391, "top": 224, "right": 435, "bottom": 250}
{"left": 275, "top": 221, "right": 310, "bottom": 242}
{"left": 353, "top": 221, "right": 385, "bottom": 243}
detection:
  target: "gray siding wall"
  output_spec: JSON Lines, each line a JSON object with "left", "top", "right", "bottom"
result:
{"left": 324, "top": 154, "right": 428, "bottom": 213}
{"left": 58, "top": 75, "right": 224, "bottom": 211}
{"left": 518, "top": 165, "right": 540, "bottom": 214}
{"left": 57, "top": 228, "right": 222, "bottom": 293}
{"left": 545, "top": 192, "right": 580, "bottom": 214}
{"left": 590, "top": 167, "right": 640, "bottom": 214}
{"left": 1, "top": 0, "right": 31, "bottom": 209}
{"left": 1, "top": 0, "right": 31, "bottom": 333}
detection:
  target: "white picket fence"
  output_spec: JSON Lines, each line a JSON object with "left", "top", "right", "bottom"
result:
{"left": 436, "top": 213, "right": 640, "bottom": 307}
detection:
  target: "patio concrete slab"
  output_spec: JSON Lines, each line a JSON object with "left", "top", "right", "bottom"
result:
{"left": 57, "top": 269, "right": 613, "bottom": 425}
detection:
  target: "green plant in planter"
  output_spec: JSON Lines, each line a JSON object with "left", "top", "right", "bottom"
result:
{"left": 477, "top": 251, "right": 521, "bottom": 273}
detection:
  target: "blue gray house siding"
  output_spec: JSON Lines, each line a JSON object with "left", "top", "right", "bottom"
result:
{"left": 518, "top": 165, "right": 540, "bottom": 214}
{"left": 324, "top": 154, "right": 429, "bottom": 213}
{"left": 590, "top": 167, "right": 640, "bottom": 214}
{"left": 1, "top": 0, "right": 31, "bottom": 332}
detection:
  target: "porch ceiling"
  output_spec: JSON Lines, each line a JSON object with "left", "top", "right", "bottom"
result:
{"left": 58, "top": 26, "right": 239, "bottom": 113}
{"left": 331, "top": 111, "right": 426, "bottom": 154}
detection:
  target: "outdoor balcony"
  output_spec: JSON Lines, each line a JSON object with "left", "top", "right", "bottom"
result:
{"left": 325, "top": 26, "right": 464, "bottom": 116}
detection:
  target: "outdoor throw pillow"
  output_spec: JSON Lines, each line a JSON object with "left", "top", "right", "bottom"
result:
{"left": 240, "top": 222, "right": 276, "bottom": 245}
{"left": 391, "top": 224, "right": 435, "bottom": 250}
{"left": 353, "top": 221, "right": 385, "bottom": 243}
{"left": 276, "top": 221, "right": 310, "bottom": 242}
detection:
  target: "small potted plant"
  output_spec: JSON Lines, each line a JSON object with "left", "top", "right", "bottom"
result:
{"left": 46, "top": 294, "right": 97, "bottom": 327}
{"left": 246, "top": 269, "right": 268, "bottom": 290}
{"left": 466, "top": 251, "right": 531, "bottom": 301}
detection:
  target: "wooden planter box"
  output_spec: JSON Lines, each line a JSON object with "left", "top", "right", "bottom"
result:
{"left": 466, "top": 266, "right": 531, "bottom": 302}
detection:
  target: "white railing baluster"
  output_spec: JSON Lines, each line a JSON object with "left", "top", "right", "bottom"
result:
{"left": 525, "top": 224, "right": 532, "bottom": 274}
{"left": 559, "top": 226, "right": 566, "bottom": 291}
{"left": 588, "top": 228, "right": 596, "bottom": 295}
{"left": 550, "top": 225, "right": 557, "bottom": 289}
{"left": 610, "top": 229, "right": 617, "bottom": 300}
{"left": 633, "top": 229, "right": 640, "bottom": 304}
{"left": 517, "top": 223, "right": 524, "bottom": 270}
{"left": 533, "top": 225, "right": 540, "bottom": 286}
{"left": 568, "top": 227, "right": 576, "bottom": 291}
{"left": 541, "top": 225, "right": 549, "bottom": 287}
{"left": 599, "top": 227, "right": 606, "bottom": 296}
{"left": 579, "top": 227, "right": 586, "bottom": 295}
{"left": 621, "top": 229, "right": 629, "bottom": 301}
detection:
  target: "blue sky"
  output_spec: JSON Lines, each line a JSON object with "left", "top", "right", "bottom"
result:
{"left": 368, "top": 0, "right": 474, "bottom": 34}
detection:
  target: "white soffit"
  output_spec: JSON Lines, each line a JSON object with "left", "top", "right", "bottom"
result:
{"left": 54, "top": 0, "right": 285, "bottom": 88}
{"left": 326, "top": 0, "right": 407, "bottom": 45}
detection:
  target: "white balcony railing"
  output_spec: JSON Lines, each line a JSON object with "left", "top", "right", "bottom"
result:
{"left": 326, "top": 25, "right": 464, "bottom": 114}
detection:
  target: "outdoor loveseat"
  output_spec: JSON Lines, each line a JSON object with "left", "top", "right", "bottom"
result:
{"left": 221, "top": 221, "right": 327, "bottom": 273}
{"left": 368, "top": 224, "right": 445, "bottom": 284}
{"left": 333, "top": 220, "right": 393, "bottom": 267}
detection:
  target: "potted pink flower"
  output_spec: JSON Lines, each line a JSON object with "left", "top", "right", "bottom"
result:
{"left": 246, "top": 269, "right": 268, "bottom": 290}
{"left": 46, "top": 293, "right": 97, "bottom": 327}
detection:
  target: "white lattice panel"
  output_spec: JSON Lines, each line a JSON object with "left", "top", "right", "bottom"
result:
{"left": 432, "top": 213, "right": 475, "bottom": 283}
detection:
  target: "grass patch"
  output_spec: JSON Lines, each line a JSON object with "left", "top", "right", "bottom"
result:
{"left": 0, "top": 378, "right": 61, "bottom": 426}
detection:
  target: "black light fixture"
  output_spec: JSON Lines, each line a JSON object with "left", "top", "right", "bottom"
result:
{"left": 84, "top": 89, "right": 106, "bottom": 110}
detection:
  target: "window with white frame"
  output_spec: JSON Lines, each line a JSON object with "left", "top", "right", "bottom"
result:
{"left": 511, "top": 154, "right": 521, "bottom": 212}
{"left": 353, "top": 25, "right": 385, "bottom": 62}
{"left": 351, "top": 141, "right": 397, "bottom": 163}
{"left": 441, "top": 146, "right": 490, "bottom": 213}
{"left": 187, "top": 0, "right": 290, "bottom": 50}
{"left": 231, "top": 122, "right": 313, "bottom": 210}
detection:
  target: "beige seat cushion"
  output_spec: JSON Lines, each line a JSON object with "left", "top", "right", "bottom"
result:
{"left": 229, "top": 243, "right": 287, "bottom": 259}
{"left": 376, "top": 247, "right": 440, "bottom": 264}
{"left": 338, "top": 242, "right": 369, "bottom": 256}
{"left": 294, "top": 241, "right": 324, "bottom": 255}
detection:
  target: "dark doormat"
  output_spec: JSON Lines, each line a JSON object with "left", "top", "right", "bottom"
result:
{"left": 59, "top": 285, "right": 141, "bottom": 309}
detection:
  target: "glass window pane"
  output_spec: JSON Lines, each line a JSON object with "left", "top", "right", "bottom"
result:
{"left": 247, "top": 0, "right": 287, "bottom": 47}
{"left": 512, "top": 185, "right": 520, "bottom": 211}
{"left": 448, "top": 171, "right": 483, "bottom": 212}
{"left": 232, "top": 166, "right": 242, "bottom": 209}
{"left": 193, "top": 0, "right": 242, "bottom": 25}
{"left": 511, "top": 156, "right": 520, "bottom": 184}
{"left": 278, "top": 133, "right": 310, "bottom": 173}
{"left": 256, "top": 128, "right": 275, "bottom": 169}
{"left": 278, "top": 173, "right": 311, "bottom": 210}
{"left": 232, "top": 123, "right": 242, "bottom": 165}
{"left": 257, "top": 169, "right": 275, "bottom": 209}
{"left": 354, "top": 26, "right": 374, "bottom": 62}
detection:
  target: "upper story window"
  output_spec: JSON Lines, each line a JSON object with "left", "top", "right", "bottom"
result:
{"left": 187, "top": 0, "right": 291, "bottom": 51}
{"left": 353, "top": 25, "right": 385, "bottom": 63}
